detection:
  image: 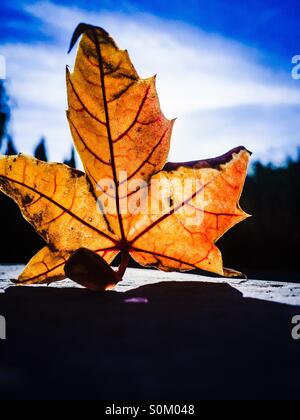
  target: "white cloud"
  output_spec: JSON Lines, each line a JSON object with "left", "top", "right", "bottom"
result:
{"left": 1, "top": 0, "right": 300, "bottom": 164}
{"left": 172, "top": 106, "right": 300, "bottom": 165}
{"left": 1, "top": 42, "right": 72, "bottom": 161}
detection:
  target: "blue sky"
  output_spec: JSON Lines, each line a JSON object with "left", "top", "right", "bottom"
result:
{"left": 1, "top": 0, "right": 300, "bottom": 164}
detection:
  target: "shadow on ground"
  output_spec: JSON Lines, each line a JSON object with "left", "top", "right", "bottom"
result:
{"left": 0, "top": 282, "right": 299, "bottom": 400}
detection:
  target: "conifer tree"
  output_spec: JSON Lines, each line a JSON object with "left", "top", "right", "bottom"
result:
{"left": 34, "top": 137, "right": 48, "bottom": 162}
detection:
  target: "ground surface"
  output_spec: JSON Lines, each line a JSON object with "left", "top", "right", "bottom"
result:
{"left": 0, "top": 266, "right": 300, "bottom": 400}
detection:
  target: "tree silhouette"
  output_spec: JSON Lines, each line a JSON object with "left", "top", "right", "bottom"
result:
{"left": 0, "top": 81, "right": 10, "bottom": 149}
{"left": 219, "top": 156, "right": 300, "bottom": 278}
{"left": 34, "top": 137, "right": 48, "bottom": 162}
{"left": 5, "top": 136, "right": 18, "bottom": 155}
{"left": 63, "top": 146, "right": 77, "bottom": 168}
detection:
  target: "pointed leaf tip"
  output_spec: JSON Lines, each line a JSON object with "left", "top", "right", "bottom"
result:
{"left": 68, "top": 23, "right": 109, "bottom": 53}
{"left": 163, "top": 146, "right": 251, "bottom": 172}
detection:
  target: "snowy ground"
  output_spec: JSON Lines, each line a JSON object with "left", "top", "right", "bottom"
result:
{"left": 1, "top": 265, "right": 300, "bottom": 306}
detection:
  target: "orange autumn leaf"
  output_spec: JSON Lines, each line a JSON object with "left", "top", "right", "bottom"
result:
{"left": 0, "top": 23, "right": 251, "bottom": 289}
{"left": 66, "top": 24, "right": 174, "bottom": 237}
{"left": 129, "top": 147, "right": 250, "bottom": 275}
{"left": 0, "top": 155, "right": 119, "bottom": 285}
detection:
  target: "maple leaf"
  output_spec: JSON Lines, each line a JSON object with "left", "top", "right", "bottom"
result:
{"left": 0, "top": 24, "right": 251, "bottom": 290}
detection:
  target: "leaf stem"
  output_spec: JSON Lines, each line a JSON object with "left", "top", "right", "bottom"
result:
{"left": 117, "top": 251, "right": 130, "bottom": 279}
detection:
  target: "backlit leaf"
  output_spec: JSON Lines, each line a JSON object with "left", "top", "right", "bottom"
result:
{"left": 0, "top": 154, "right": 118, "bottom": 284}
{"left": 67, "top": 24, "right": 174, "bottom": 237}
{"left": 0, "top": 24, "right": 251, "bottom": 289}
{"left": 129, "top": 147, "right": 250, "bottom": 275}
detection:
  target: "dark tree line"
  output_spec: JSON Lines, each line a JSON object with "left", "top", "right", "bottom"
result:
{"left": 0, "top": 81, "right": 10, "bottom": 150}
{"left": 218, "top": 156, "right": 300, "bottom": 278}
{"left": 1, "top": 80, "right": 300, "bottom": 279}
